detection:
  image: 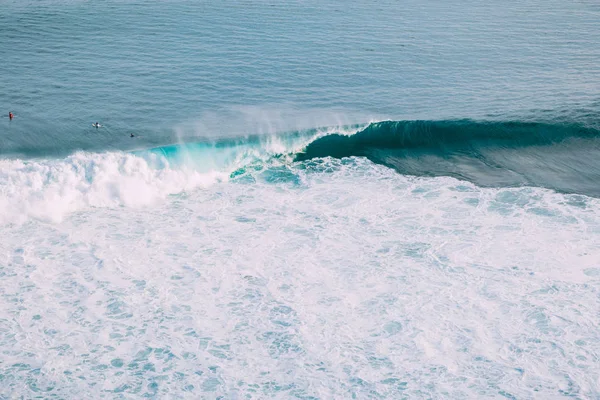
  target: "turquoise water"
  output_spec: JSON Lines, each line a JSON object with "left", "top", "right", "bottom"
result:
{"left": 1, "top": 0, "right": 600, "bottom": 398}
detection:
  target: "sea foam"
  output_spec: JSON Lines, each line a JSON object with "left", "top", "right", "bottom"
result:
{"left": 1, "top": 157, "right": 599, "bottom": 398}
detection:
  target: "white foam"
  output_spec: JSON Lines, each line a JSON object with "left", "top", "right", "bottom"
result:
{"left": 1, "top": 157, "right": 599, "bottom": 398}
{"left": 0, "top": 152, "right": 229, "bottom": 224}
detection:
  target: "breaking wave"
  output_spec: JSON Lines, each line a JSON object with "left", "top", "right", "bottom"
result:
{"left": 3, "top": 118, "right": 600, "bottom": 223}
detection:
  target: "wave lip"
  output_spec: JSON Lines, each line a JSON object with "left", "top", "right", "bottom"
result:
{"left": 295, "top": 119, "right": 600, "bottom": 197}
{"left": 296, "top": 119, "right": 600, "bottom": 158}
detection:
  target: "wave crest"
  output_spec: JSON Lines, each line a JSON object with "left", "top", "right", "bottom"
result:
{"left": 296, "top": 119, "right": 599, "bottom": 160}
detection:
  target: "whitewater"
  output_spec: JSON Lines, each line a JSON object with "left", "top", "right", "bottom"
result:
{"left": 2, "top": 123, "right": 600, "bottom": 398}
{"left": 2, "top": 0, "right": 600, "bottom": 398}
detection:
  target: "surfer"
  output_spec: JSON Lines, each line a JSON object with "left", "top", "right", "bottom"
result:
{"left": 130, "top": 133, "right": 135, "bottom": 137}
{"left": 9, "top": 112, "right": 13, "bottom": 120}
{"left": 93, "top": 122, "right": 100, "bottom": 128}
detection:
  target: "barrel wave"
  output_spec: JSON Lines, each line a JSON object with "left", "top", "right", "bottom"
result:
{"left": 4, "top": 118, "right": 600, "bottom": 226}
{"left": 296, "top": 119, "right": 600, "bottom": 196}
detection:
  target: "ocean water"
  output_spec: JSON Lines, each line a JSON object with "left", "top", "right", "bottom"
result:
{"left": 1, "top": 0, "right": 600, "bottom": 398}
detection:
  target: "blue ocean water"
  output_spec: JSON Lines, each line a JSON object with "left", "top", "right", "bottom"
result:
{"left": 1, "top": 0, "right": 600, "bottom": 398}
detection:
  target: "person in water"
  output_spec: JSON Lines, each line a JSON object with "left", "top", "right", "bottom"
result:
{"left": 9, "top": 112, "right": 13, "bottom": 120}
{"left": 130, "top": 133, "right": 135, "bottom": 137}
{"left": 94, "top": 122, "right": 100, "bottom": 128}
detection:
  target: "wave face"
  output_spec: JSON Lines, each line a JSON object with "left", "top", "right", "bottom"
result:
{"left": 296, "top": 119, "right": 600, "bottom": 196}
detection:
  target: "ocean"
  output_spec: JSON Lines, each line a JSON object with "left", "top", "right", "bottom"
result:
{"left": 1, "top": 0, "right": 600, "bottom": 398}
